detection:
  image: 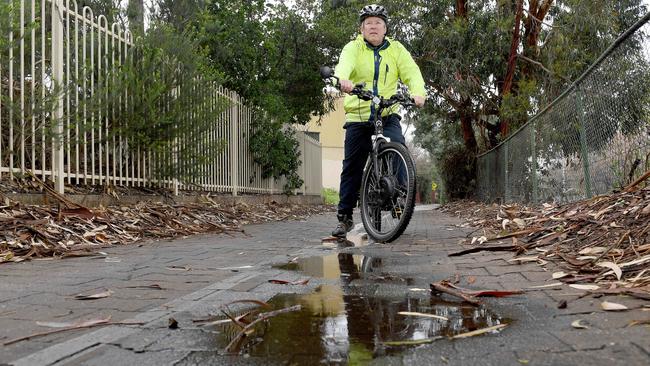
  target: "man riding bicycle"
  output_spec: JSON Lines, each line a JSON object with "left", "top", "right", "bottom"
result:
{"left": 331, "top": 4, "right": 426, "bottom": 239}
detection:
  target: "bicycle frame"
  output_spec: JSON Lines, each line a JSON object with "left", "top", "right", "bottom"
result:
{"left": 367, "top": 106, "right": 391, "bottom": 187}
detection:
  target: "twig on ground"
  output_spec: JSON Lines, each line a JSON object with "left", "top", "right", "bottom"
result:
{"left": 224, "top": 305, "right": 302, "bottom": 353}
{"left": 430, "top": 281, "right": 481, "bottom": 305}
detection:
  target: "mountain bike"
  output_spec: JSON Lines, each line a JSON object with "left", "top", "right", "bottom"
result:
{"left": 320, "top": 66, "right": 417, "bottom": 243}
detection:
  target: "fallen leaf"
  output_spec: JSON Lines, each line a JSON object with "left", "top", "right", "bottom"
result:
{"left": 60, "top": 207, "right": 95, "bottom": 219}
{"left": 642, "top": 203, "right": 650, "bottom": 215}
{"left": 398, "top": 311, "right": 448, "bottom": 321}
{"left": 619, "top": 254, "right": 650, "bottom": 268}
{"left": 74, "top": 289, "right": 113, "bottom": 300}
{"left": 125, "top": 284, "right": 163, "bottom": 290}
{"left": 508, "top": 256, "right": 540, "bottom": 263}
{"left": 596, "top": 261, "right": 622, "bottom": 280}
{"left": 383, "top": 337, "right": 442, "bottom": 346}
{"left": 627, "top": 319, "right": 650, "bottom": 327}
{"left": 513, "top": 218, "right": 526, "bottom": 229}
{"left": 166, "top": 265, "right": 191, "bottom": 271}
{"left": 571, "top": 319, "right": 589, "bottom": 329}
{"left": 601, "top": 301, "right": 628, "bottom": 311}
{"left": 440, "top": 282, "right": 523, "bottom": 298}
{"left": 467, "top": 276, "right": 476, "bottom": 284}
{"left": 576, "top": 256, "right": 598, "bottom": 261}
{"left": 4, "top": 318, "right": 145, "bottom": 346}
{"left": 590, "top": 286, "right": 650, "bottom": 301}
{"left": 470, "top": 290, "right": 524, "bottom": 297}
{"left": 569, "top": 284, "right": 600, "bottom": 291}
{"left": 36, "top": 316, "right": 112, "bottom": 328}
{"left": 168, "top": 317, "right": 178, "bottom": 329}
{"left": 526, "top": 282, "right": 563, "bottom": 289}
{"left": 268, "top": 279, "right": 310, "bottom": 285}
{"left": 552, "top": 271, "right": 570, "bottom": 279}
{"left": 518, "top": 360, "right": 530, "bottom": 365}
{"left": 215, "top": 265, "right": 254, "bottom": 270}
{"left": 452, "top": 323, "right": 508, "bottom": 339}
{"left": 221, "top": 299, "right": 271, "bottom": 309}
{"left": 578, "top": 247, "right": 607, "bottom": 255}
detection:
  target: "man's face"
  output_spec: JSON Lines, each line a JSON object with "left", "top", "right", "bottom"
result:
{"left": 361, "top": 16, "right": 386, "bottom": 46}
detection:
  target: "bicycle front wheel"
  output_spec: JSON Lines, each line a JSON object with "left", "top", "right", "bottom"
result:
{"left": 360, "top": 142, "right": 416, "bottom": 243}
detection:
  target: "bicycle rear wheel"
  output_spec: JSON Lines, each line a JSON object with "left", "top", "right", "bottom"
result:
{"left": 360, "top": 142, "right": 416, "bottom": 243}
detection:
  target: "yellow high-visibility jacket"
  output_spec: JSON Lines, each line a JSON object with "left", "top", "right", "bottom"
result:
{"left": 334, "top": 35, "right": 426, "bottom": 123}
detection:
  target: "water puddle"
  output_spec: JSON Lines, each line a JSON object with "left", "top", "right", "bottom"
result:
{"left": 214, "top": 287, "right": 504, "bottom": 363}
{"left": 213, "top": 254, "right": 506, "bottom": 363}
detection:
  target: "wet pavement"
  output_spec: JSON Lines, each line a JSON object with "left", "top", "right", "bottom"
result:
{"left": 1, "top": 204, "right": 649, "bottom": 365}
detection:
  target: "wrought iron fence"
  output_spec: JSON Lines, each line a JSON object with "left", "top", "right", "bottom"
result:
{"left": 477, "top": 12, "right": 650, "bottom": 203}
{"left": 0, "top": 0, "right": 322, "bottom": 196}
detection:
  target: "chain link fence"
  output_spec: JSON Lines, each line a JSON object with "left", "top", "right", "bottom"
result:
{"left": 477, "top": 12, "right": 650, "bottom": 204}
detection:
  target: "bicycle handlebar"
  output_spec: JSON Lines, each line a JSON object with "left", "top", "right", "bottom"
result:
{"left": 321, "top": 70, "right": 415, "bottom": 109}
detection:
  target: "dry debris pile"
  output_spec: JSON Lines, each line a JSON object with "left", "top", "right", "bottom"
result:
{"left": 0, "top": 196, "right": 331, "bottom": 264}
{"left": 441, "top": 175, "right": 650, "bottom": 292}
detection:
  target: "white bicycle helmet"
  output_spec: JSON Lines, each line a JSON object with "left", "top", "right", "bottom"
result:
{"left": 359, "top": 4, "right": 388, "bottom": 23}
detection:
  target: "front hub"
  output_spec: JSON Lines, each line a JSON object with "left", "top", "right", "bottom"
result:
{"left": 378, "top": 176, "right": 398, "bottom": 207}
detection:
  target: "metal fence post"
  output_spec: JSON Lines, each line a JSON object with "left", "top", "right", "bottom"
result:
{"left": 531, "top": 122, "right": 538, "bottom": 203}
{"left": 503, "top": 142, "right": 509, "bottom": 203}
{"left": 230, "top": 92, "right": 239, "bottom": 196}
{"left": 575, "top": 85, "right": 593, "bottom": 198}
{"left": 302, "top": 131, "right": 307, "bottom": 195}
{"left": 52, "top": 0, "right": 65, "bottom": 194}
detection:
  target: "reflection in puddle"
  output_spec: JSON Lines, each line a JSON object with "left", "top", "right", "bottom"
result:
{"left": 217, "top": 254, "right": 505, "bottom": 363}
{"left": 321, "top": 232, "right": 368, "bottom": 248}
{"left": 216, "top": 287, "right": 503, "bottom": 363}
{"left": 275, "top": 253, "right": 377, "bottom": 281}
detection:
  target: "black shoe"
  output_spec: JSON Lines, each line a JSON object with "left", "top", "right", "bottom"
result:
{"left": 332, "top": 214, "right": 353, "bottom": 238}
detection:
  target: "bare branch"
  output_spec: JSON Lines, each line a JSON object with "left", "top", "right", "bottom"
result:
{"left": 517, "top": 54, "right": 570, "bottom": 81}
{"left": 523, "top": 7, "right": 558, "bottom": 28}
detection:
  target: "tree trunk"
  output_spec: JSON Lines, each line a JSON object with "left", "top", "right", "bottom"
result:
{"left": 501, "top": 0, "right": 524, "bottom": 137}
{"left": 522, "top": 0, "right": 554, "bottom": 76}
{"left": 460, "top": 109, "right": 478, "bottom": 153}
{"left": 455, "top": 0, "right": 468, "bottom": 18}
{"left": 454, "top": 0, "right": 477, "bottom": 152}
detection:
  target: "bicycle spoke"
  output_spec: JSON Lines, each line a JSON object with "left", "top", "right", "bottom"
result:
{"left": 361, "top": 143, "right": 415, "bottom": 243}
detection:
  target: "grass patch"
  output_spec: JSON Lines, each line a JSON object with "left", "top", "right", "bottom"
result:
{"left": 322, "top": 188, "right": 339, "bottom": 205}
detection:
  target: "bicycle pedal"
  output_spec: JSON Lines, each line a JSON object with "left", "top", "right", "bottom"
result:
{"left": 392, "top": 207, "right": 402, "bottom": 219}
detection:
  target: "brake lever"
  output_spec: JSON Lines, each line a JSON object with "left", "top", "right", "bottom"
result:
{"left": 355, "top": 90, "right": 374, "bottom": 101}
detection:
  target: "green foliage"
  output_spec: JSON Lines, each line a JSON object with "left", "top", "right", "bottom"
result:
{"left": 150, "top": 0, "right": 206, "bottom": 31}
{"left": 96, "top": 23, "right": 227, "bottom": 183}
{"left": 198, "top": 1, "right": 331, "bottom": 125}
{"left": 195, "top": 0, "right": 339, "bottom": 192}
{"left": 321, "top": 188, "right": 340, "bottom": 205}
{"left": 499, "top": 78, "right": 537, "bottom": 130}
{"left": 412, "top": 111, "right": 475, "bottom": 199}
{"left": 408, "top": 0, "right": 649, "bottom": 200}
{"left": 440, "top": 145, "right": 476, "bottom": 199}
{"left": 248, "top": 117, "right": 304, "bottom": 193}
